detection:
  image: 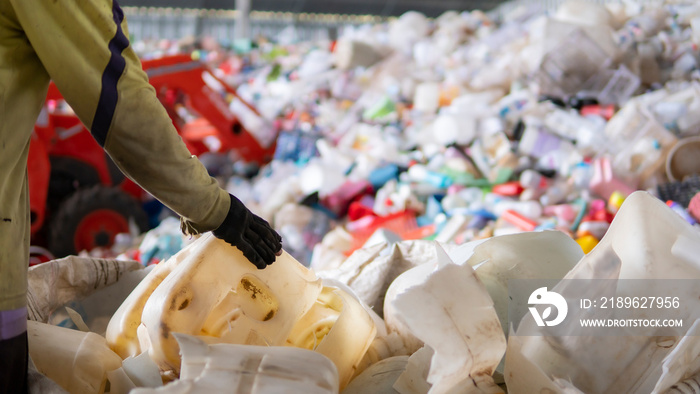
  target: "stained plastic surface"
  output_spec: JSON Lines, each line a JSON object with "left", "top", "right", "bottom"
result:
{"left": 106, "top": 234, "right": 322, "bottom": 373}
{"left": 287, "top": 285, "right": 377, "bottom": 390}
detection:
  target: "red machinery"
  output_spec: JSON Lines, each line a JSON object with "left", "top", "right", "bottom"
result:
{"left": 29, "top": 54, "right": 276, "bottom": 259}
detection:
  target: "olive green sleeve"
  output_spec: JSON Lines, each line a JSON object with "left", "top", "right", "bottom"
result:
{"left": 10, "top": 0, "right": 229, "bottom": 233}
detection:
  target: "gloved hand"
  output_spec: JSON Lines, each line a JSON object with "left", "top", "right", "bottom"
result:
{"left": 213, "top": 194, "right": 282, "bottom": 269}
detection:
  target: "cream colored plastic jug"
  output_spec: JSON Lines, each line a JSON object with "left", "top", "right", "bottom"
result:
{"left": 106, "top": 233, "right": 322, "bottom": 374}
{"left": 28, "top": 320, "right": 122, "bottom": 394}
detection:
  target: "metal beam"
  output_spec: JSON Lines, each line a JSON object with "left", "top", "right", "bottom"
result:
{"left": 117, "top": 0, "right": 504, "bottom": 16}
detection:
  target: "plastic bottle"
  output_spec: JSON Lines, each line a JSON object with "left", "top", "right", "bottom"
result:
{"left": 570, "top": 162, "right": 594, "bottom": 190}
{"left": 367, "top": 164, "right": 400, "bottom": 190}
{"left": 491, "top": 199, "right": 543, "bottom": 219}
{"left": 576, "top": 220, "right": 610, "bottom": 239}
{"left": 580, "top": 104, "right": 615, "bottom": 120}
{"left": 519, "top": 169, "right": 546, "bottom": 189}
{"left": 107, "top": 234, "right": 324, "bottom": 373}
{"left": 539, "top": 182, "right": 569, "bottom": 206}
{"left": 501, "top": 209, "right": 538, "bottom": 231}
{"left": 407, "top": 164, "right": 453, "bottom": 189}
{"left": 519, "top": 187, "right": 544, "bottom": 202}
{"left": 517, "top": 125, "right": 565, "bottom": 159}
{"left": 492, "top": 181, "right": 524, "bottom": 196}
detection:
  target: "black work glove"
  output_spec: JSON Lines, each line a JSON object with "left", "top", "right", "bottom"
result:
{"left": 213, "top": 194, "right": 282, "bottom": 269}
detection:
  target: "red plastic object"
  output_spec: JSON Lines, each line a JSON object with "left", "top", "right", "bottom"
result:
{"left": 347, "top": 200, "right": 376, "bottom": 221}
{"left": 580, "top": 104, "right": 616, "bottom": 120}
{"left": 492, "top": 181, "right": 524, "bottom": 196}
{"left": 590, "top": 209, "right": 615, "bottom": 223}
{"left": 321, "top": 180, "right": 374, "bottom": 218}
{"left": 585, "top": 199, "right": 615, "bottom": 223}
{"left": 345, "top": 210, "right": 419, "bottom": 255}
{"left": 589, "top": 199, "right": 606, "bottom": 213}
{"left": 402, "top": 224, "right": 437, "bottom": 240}
{"left": 502, "top": 209, "right": 538, "bottom": 231}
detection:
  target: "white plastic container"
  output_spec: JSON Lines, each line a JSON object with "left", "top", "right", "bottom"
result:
{"left": 666, "top": 136, "right": 700, "bottom": 181}
{"left": 28, "top": 321, "right": 123, "bottom": 394}
{"left": 413, "top": 82, "right": 441, "bottom": 114}
{"left": 505, "top": 192, "right": 700, "bottom": 393}
{"left": 131, "top": 334, "right": 339, "bottom": 394}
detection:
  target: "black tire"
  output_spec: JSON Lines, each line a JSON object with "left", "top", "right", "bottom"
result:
{"left": 48, "top": 185, "right": 149, "bottom": 258}
{"left": 47, "top": 157, "right": 101, "bottom": 213}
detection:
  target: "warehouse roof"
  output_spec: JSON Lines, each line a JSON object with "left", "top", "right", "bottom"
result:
{"left": 116, "top": 0, "right": 503, "bottom": 17}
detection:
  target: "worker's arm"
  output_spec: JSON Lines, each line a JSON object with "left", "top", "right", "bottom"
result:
{"left": 10, "top": 0, "right": 280, "bottom": 266}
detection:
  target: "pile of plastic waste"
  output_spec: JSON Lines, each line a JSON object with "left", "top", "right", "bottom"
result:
{"left": 26, "top": 0, "right": 700, "bottom": 393}
{"left": 205, "top": 0, "right": 700, "bottom": 268}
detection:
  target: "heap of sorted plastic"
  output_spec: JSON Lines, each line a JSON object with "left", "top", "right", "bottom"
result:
{"left": 156, "top": 0, "right": 695, "bottom": 268}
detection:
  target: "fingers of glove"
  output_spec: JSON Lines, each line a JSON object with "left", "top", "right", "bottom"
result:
{"left": 248, "top": 216, "right": 275, "bottom": 238}
{"left": 252, "top": 224, "right": 282, "bottom": 256}
{"left": 235, "top": 241, "right": 266, "bottom": 269}
{"left": 244, "top": 230, "right": 277, "bottom": 266}
{"left": 257, "top": 242, "right": 277, "bottom": 266}
{"left": 250, "top": 217, "right": 283, "bottom": 255}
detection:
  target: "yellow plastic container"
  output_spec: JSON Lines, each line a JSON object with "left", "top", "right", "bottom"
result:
{"left": 576, "top": 234, "right": 599, "bottom": 254}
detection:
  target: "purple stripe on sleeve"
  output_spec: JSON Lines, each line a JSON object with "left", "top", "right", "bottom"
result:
{"left": 0, "top": 307, "right": 27, "bottom": 340}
